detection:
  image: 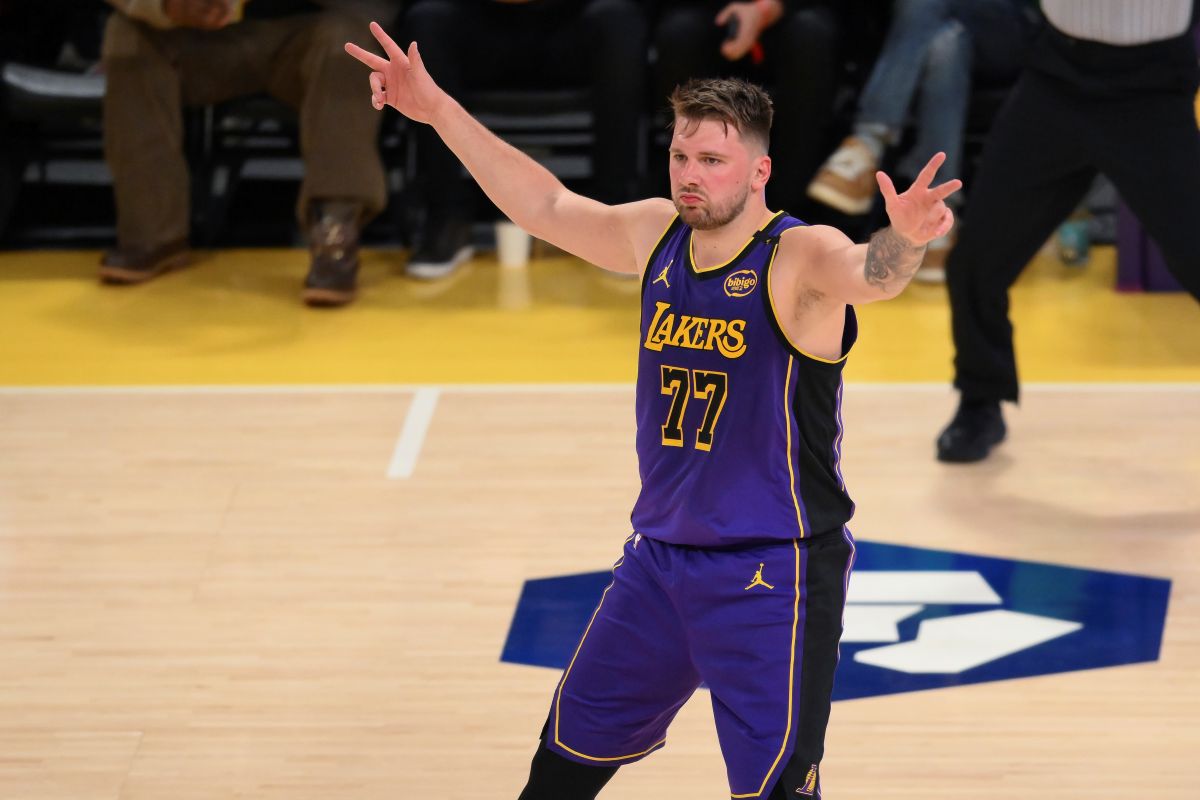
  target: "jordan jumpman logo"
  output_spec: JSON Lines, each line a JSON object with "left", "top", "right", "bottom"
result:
{"left": 652, "top": 259, "right": 673, "bottom": 288}
{"left": 744, "top": 562, "right": 774, "bottom": 590}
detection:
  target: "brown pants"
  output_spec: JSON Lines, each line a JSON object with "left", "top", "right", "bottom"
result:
{"left": 101, "top": 11, "right": 386, "bottom": 250}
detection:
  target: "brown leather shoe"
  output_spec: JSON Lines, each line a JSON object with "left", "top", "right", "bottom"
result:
{"left": 806, "top": 136, "right": 880, "bottom": 216}
{"left": 303, "top": 200, "right": 362, "bottom": 308}
{"left": 99, "top": 240, "right": 191, "bottom": 285}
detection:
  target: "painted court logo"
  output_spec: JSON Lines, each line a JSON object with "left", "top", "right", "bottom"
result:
{"left": 724, "top": 269, "right": 758, "bottom": 298}
{"left": 501, "top": 540, "right": 1171, "bottom": 699}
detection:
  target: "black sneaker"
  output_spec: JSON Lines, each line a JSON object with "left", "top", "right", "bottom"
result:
{"left": 936, "top": 397, "right": 1007, "bottom": 463}
{"left": 406, "top": 217, "right": 474, "bottom": 280}
{"left": 303, "top": 200, "right": 361, "bottom": 307}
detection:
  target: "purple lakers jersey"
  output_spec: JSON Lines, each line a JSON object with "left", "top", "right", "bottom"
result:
{"left": 630, "top": 211, "right": 857, "bottom": 547}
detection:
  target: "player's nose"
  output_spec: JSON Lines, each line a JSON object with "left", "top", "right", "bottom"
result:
{"left": 676, "top": 159, "right": 702, "bottom": 185}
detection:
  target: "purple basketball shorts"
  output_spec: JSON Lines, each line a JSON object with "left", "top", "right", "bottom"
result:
{"left": 543, "top": 529, "right": 855, "bottom": 798}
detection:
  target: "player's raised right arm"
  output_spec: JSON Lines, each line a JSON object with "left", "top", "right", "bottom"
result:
{"left": 346, "top": 22, "right": 674, "bottom": 275}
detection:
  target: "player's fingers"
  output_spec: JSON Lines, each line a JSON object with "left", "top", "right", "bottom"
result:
{"left": 345, "top": 42, "right": 390, "bottom": 72}
{"left": 369, "top": 20, "right": 406, "bottom": 63}
{"left": 931, "top": 178, "right": 963, "bottom": 203}
{"left": 931, "top": 206, "right": 954, "bottom": 238}
{"left": 913, "top": 151, "right": 946, "bottom": 190}
{"left": 714, "top": 5, "right": 733, "bottom": 25}
{"left": 409, "top": 40, "right": 425, "bottom": 73}
{"left": 875, "top": 171, "right": 898, "bottom": 204}
{"left": 370, "top": 72, "right": 388, "bottom": 110}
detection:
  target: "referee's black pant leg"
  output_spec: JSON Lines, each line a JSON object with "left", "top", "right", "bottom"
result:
{"left": 1095, "top": 89, "right": 1200, "bottom": 302}
{"left": 516, "top": 722, "right": 619, "bottom": 800}
{"left": 946, "top": 72, "right": 1096, "bottom": 403}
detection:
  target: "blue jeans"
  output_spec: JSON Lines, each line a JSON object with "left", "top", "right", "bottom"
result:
{"left": 856, "top": 0, "right": 1032, "bottom": 190}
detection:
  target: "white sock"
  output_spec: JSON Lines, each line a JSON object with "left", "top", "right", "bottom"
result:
{"left": 850, "top": 123, "right": 888, "bottom": 163}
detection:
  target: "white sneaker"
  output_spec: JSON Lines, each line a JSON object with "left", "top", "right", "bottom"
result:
{"left": 914, "top": 227, "right": 955, "bottom": 284}
{"left": 807, "top": 136, "right": 880, "bottom": 215}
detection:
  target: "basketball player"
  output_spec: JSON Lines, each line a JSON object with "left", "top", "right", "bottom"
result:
{"left": 347, "top": 21, "right": 959, "bottom": 800}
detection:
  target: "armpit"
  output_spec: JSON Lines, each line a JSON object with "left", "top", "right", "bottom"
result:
{"left": 795, "top": 283, "right": 827, "bottom": 313}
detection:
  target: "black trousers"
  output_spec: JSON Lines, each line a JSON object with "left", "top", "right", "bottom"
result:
{"left": 403, "top": 0, "right": 648, "bottom": 218}
{"left": 652, "top": 1, "right": 851, "bottom": 216}
{"left": 947, "top": 28, "right": 1200, "bottom": 402}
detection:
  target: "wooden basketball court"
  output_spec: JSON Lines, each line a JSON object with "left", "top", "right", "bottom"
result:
{"left": 0, "top": 246, "right": 1197, "bottom": 798}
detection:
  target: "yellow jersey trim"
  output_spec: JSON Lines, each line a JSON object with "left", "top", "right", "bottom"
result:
{"left": 731, "top": 537, "right": 802, "bottom": 798}
{"left": 687, "top": 210, "right": 786, "bottom": 275}
{"left": 782, "top": 356, "right": 807, "bottom": 541}
{"left": 765, "top": 235, "right": 851, "bottom": 365}
{"left": 553, "top": 534, "right": 669, "bottom": 762}
{"left": 642, "top": 214, "right": 680, "bottom": 276}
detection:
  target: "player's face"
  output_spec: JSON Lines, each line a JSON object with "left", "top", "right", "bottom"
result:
{"left": 669, "top": 117, "right": 768, "bottom": 231}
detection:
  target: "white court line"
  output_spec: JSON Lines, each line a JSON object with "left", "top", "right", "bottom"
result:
{"left": 1, "top": 382, "right": 1198, "bottom": 395}
{"left": 386, "top": 388, "right": 440, "bottom": 480}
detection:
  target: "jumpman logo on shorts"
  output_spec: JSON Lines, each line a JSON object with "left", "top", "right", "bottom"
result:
{"left": 652, "top": 259, "right": 673, "bottom": 288}
{"left": 744, "top": 562, "right": 774, "bottom": 590}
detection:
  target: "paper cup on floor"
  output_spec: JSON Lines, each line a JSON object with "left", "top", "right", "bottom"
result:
{"left": 495, "top": 220, "right": 532, "bottom": 268}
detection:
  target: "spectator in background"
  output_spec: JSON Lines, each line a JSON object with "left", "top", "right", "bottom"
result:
{"left": 938, "top": 0, "right": 1200, "bottom": 463}
{"left": 0, "top": 0, "right": 106, "bottom": 66}
{"left": 100, "top": 0, "right": 398, "bottom": 307}
{"left": 653, "top": 0, "right": 892, "bottom": 221}
{"left": 1, "top": 0, "right": 110, "bottom": 241}
{"left": 806, "top": 0, "right": 1037, "bottom": 281}
{"left": 400, "top": 0, "right": 647, "bottom": 280}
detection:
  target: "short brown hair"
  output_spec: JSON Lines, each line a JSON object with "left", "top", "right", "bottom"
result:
{"left": 668, "top": 78, "right": 773, "bottom": 153}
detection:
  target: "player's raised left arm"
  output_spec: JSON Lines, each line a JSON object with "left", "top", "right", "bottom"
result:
{"left": 798, "top": 152, "right": 961, "bottom": 304}
{"left": 345, "top": 22, "right": 671, "bottom": 275}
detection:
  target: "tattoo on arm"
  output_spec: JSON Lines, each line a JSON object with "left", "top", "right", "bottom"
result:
{"left": 864, "top": 227, "right": 926, "bottom": 293}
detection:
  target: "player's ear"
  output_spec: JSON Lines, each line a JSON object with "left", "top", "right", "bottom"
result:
{"left": 753, "top": 155, "right": 771, "bottom": 192}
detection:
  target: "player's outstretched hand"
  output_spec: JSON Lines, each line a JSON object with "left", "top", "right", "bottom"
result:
{"left": 875, "top": 152, "right": 962, "bottom": 247}
{"left": 345, "top": 22, "right": 445, "bottom": 124}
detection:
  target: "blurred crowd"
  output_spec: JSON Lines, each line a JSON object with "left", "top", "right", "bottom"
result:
{"left": 1, "top": 0, "right": 1046, "bottom": 298}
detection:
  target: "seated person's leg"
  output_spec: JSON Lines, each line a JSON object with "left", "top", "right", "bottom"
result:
{"left": 100, "top": 13, "right": 193, "bottom": 282}
{"left": 401, "top": 0, "right": 478, "bottom": 279}
{"left": 651, "top": 1, "right": 726, "bottom": 107}
{"left": 268, "top": 10, "right": 389, "bottom": 305}
{"left": 901, "top": 0, "right": 1035, "bottom": 282}
{"left": 100, "top": 12, "right": 293, "bottom": 284}
{"left": 762, "top": 5, "right": 841, "bottom": 216}
{"left": 554, "top": 0, "right": 649, "bottom": 204}
{"left": 895, "top": 19, "right": 970, "bottom": 282}
{"left": 807, "top": 0, "right": 953, "bottom": 215}
{"left": 649, "top": 1, "right": 726, "bottom": 197}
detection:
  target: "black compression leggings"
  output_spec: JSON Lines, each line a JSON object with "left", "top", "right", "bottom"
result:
{"left": 516, "top": 738, "right": 808, "bottom": 798}
{"left": 517, "top": 743, "right": 619, "bottom": 800}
